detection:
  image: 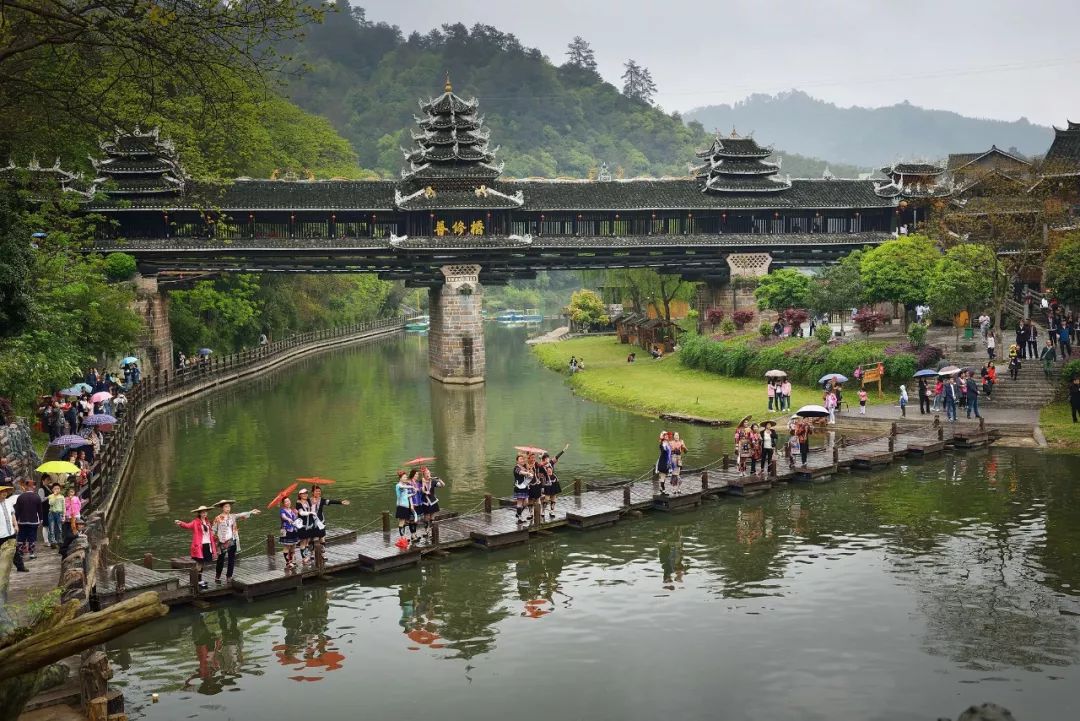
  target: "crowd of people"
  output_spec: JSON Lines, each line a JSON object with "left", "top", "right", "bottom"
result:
{"left": 510, "top": 445, "right": 570, "bottom": 523}
{"left": 1, "top": 475, "right": 83, "bottom": 573}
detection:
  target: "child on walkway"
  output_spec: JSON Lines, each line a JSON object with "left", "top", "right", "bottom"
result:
{"left": 63, "top": 486, "right": 82, "bottom": 533}
{"left": 45, "top": 482, "right": 64, "bottom": 548}
{"left": 899, "top": 385, "right": 908, "bottom": 417}
{"left": 858, "top": 388, "right": 868, "bottom": 415}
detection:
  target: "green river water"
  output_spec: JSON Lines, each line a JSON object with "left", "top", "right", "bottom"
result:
{"left": 109, "top": 326, "right": 1080, "bottom": 720}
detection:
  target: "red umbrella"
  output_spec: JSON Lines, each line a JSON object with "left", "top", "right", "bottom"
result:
{"left": 268, "top": 482, "right": 298, "bottom": 508}
{"left": 296, "top": 476, "right": 336, "bottom": 485}
{"left": 514, "top": 445, "right": 547, "bottom": 455}
{"left": 402, "top": 457, "right": 436, "bottom": 466}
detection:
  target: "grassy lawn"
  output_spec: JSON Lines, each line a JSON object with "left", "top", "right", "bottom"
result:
{"left": 1039, "top": 402, "right": 1080, "bottom": 451}
{"left": 532, "top": 335, "right": 871, "bottom": 423}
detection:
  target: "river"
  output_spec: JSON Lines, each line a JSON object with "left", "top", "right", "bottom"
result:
{"left": 109, "top": 326, "right": 1080, "bottom": 721}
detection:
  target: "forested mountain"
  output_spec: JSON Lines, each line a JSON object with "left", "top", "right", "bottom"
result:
{"left": 686, "top": 91, "right": 1054, "bottom": 168}
{"left": 283, "top": 4, "right": 865, "bottom": 179}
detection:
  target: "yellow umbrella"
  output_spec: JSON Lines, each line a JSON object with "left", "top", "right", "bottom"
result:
{"left": 36, "top": 461, "right": 80, "bottom": 475}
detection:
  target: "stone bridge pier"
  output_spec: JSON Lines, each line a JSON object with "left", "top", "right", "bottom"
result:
{"left": 132, "top": 273, "right": 174, "bottom": 378}
{"left": 428, "top": 264, "right": 485, "bottom": 384}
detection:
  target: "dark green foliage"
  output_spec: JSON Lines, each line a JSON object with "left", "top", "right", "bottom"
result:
{"left": 815, "top": 326, "right": 832, "bottom": 345}
{"left": 754, "top": 268, "right": 811, "bottom": 311}
{"left": 1045, "top": 233, "right": 1080, "bottom": 308}
{"left": 680, "top": 334, "right": 916, "bottom": 390}
{"left": 0, "top": 195, "right": 34, "bottom": 338}
{"left": 1063, "top": 360, "right": 1080, "bottom": 385}
{"left": 102, "top": 253, "right": 137, "bottom": 282}
{"left": 908, "top": 323, "right": 928, "bottom": 349}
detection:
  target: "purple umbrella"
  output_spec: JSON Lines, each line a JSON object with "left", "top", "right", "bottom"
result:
{"left": 83, "top": 414, "right": 117, "bottom": 426}
{"left": 49, "top": 434, "right": 91, "bottom": 447}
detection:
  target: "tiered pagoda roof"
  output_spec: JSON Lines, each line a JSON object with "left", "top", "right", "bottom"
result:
{"left": 0, "top": 157, "right": 94, "bottom": 201}
{"left": 396, "top": 76, "right": 521, "bottom": 211}
{"left": 91, "top": 126, "right": 185, "bottom": 202}
{"left": 691, "top": 130, "right": 791, "bottom": 194}
{"left": 1041, "top": 121, "right": 1080, "bottom": 178}
{"left": 874, "top": 160, "right": 951, "bottom": 199}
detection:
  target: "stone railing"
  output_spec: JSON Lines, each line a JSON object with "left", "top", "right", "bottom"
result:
{"left": 80, "top": 317, "right": 404, "bottom": 519}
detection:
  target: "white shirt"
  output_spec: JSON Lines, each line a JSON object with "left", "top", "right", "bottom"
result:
{"left": 0, "top": 495, "right": 17, "bottom": 538}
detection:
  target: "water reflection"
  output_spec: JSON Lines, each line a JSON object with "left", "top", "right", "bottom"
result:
{"left": 430, "top": 381, "right": 487, "bottom": 494}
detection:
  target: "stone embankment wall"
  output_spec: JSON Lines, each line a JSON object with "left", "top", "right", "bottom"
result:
{"left": 0, "top": 418, "right": 40, "bottom": 486}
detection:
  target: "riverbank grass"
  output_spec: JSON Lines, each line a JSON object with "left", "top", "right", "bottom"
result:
{"left": 1039, "top": 403, "right": 1080, "bottom": 450}
{"left": 533, "top": 335, "right": 854, "bottom": 422}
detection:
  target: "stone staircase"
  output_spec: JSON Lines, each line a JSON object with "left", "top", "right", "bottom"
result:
{"left": 943, "top": 347, "right": 1063, "bottom": 409}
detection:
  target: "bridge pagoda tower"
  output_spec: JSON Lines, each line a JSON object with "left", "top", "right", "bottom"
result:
{"left": 401, "top": 75, "right": 517, "bottom": 385}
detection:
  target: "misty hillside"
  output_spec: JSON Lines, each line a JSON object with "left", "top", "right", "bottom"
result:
{"left": 686, "top": 91, "right": 1054, "bottom": 168}
{"left": 283, "top": 5, "right": 865, "bottom": 179}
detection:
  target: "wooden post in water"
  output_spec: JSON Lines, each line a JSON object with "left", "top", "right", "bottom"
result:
{"left": 381, "top": 511, "right": 390, "bottom": 536}
{"left": 938, "top": 426, "right": 944, "bottom": 440}
{"left": 484, "top": 494, "right": 493, "bottom": 514}
{"left": 832, "top": 446, "right": 839, "bottom": 464}
{"left": 700, "top": 470, "right": 708, "bottom": 490}
{"left": 890, "top": 422, "right": 897, "bottom": 437}
{"left": 314, "top": 542, "right": 324, "bottom": 570}
{"left": 113, "top": 564, "right": 126, "bottom": 596}
{"left": 722, "top": 454, "right": 730, "bottom": 470}
{"left": 533, "top": 504, "right": 542, "bottom": 528}
{"left": 979, "top": 417, "right": 985, "bottom": 431}
{"left": 431, "top": 521, "right": 440, "bottom": 545}
{"left": 266, "top": 534, "right": 275, "bottom": 556}
{"left": 888, "top": 436, "right": 895, "bottom": 452}
{"left": 623, "top": 486, "right": 631, "bottom": 508}
{"left": 142, "top": 553, "right": 153, "bottom": 569}
{"left": 573, "top": 479, "right": 582, "bottom": 496}
{"left": 189, "top": 566, "right": 200, "bottom": 594}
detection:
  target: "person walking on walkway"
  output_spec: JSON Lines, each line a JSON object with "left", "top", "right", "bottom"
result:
{"left": 1040, "top": 339, "right": 1057, "bottom": 379}
{"left": 1009, "top": 354, "right": 1022, "bottom": 380}
{"left": 0, "top": 484, "right": 27, "bottom": 573}
{"left": 279, "top": 497, "right": 300, "bottom": 569}
{"left": 760, "top": 422, "right": 777, "bottom": 475}
{"left": 794, "top": 419, "right": 811, "bottom": 467}
{"left": 931, "top": 378, "right": 943, "bottom": 412}
{"left": 511, "top": 456, "right": 531, "bottom": 524}
{"left": 211, "top": 500, "right": 260, "bottom": 583}
{"left": 986, "top": 332, "right": 996, "bottom": 361}
{"left": 1059, "top": 323, "right": 1072, "bottom": 359}
{"left": 965, "top": 373, "right": 982, "bottom": 419}
{"left": 978, "top": 313, "right": 991, "bottom": 340}
{"left": 767, "top": 381, "right": 776, "bottom": 411}
{"left": 1070, "top": 377, "right": 1080, "bottom": 423}
{"left": 899, "top": 385, "right": 908, "bottom": 417}
{"left": 310, "top": 485, "right": 350, "bottom": 549}
{"left": 943, "top": 377, "right": 958, "bottom": 422}
{"left": 918, "top": 377, "right": 931, "bottom": 414}
{"left": 734, "top": 423, "right": 752, "bottom": 476}
{"left": 13, "top": 478, "right": 44, "bottom": 560}
{"left": 44, "top": 482, "right": 64, "bottom": 548}
{"left": 780, "top": 378, "right": 792, "bottom": 411}
{"left": 174, "top": 505, "right": 216, "bottom": 589}
{"left": 824, "top": 389, "right": 837, "bottom": 425}
{"left": 1028, "top": 324, "right": 1039, "bottom": 360}
{"left": 858, "top": 388, "right": 868, "bottom": 414}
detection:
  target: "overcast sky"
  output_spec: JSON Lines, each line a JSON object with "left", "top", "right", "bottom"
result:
{"left": 359, "top": 0, "right": 1079, "bottom": 126}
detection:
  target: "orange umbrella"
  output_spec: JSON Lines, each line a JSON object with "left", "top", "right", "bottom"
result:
{"left": 268, "top": 482, "right": 298, "bottom": 508}
{"left": 402, "top": 457, "right": 436, "bottom": 466}
{"left": 407, "top": 629, "right": 439, "bottom": 645}
{"left": 296, "top": 476, "right": 336, "bottom": 485}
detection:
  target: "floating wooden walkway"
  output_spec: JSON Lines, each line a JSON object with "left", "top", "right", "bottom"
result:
{"left": 93, "top": 424, "right": 994, "bottom": 609}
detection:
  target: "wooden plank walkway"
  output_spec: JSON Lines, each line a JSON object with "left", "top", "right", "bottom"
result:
{"left": 92, "top": 424, "right": 983, "bottom": 609}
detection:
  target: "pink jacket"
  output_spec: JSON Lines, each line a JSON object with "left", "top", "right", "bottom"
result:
{"left": 64, "top": 495, "right": 82, "bottom": 520}
{"left": 178, "top": 518, "right": 217, "bottom": 559}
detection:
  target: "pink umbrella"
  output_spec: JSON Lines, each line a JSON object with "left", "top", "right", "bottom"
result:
{"left": 90, "top": 391, "right": 111, "bottom": 404}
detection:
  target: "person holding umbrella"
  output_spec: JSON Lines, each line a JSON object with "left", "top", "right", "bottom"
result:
{"left": 211, "top": 500, "right": 260, "bottom": 583}
{"left": 655, "top": 432, "right": 673, "bottom": 492}
{"left": 174, "top": 505, "right": 216, "bottom": 589}
{"left": 294, "top": 488, "right": 317, "bottom": 566}
{"left": 277, "top": 496, "right": 301, "bottom": 570}
{"left": 794, "top": 418, "right": 812, "bottom": 466}
{"left": 512, "top": 455, "right": 532, "bottom": 524}
{"left": 418, "top": 467, "right": 444, "bottom": 541}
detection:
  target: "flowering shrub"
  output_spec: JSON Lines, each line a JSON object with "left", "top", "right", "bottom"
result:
{"left": 705, "top": 307, "right": 725, "bottom": 325}
{"left": 782, "top": 307, "right": 809, "bottom": 327}
{"left": 759, "top": 322, "right": 772, "bottom": 339}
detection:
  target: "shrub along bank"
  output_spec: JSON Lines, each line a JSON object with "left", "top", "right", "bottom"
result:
{"left": 678, "top": 333, "right": 928, "bottom": 390}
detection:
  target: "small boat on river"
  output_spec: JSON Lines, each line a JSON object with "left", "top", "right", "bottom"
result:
{"left": 494, "top": 308, "right": 543, "bottom": 324}
{"left": 405, "top": 315, "right": 430, "bottom": 332}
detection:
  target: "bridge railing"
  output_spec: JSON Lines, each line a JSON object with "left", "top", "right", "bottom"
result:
{"left": 83, "top": 316, "right": 405, "bottom": 515}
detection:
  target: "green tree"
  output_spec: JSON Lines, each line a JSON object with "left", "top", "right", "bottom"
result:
{"left": 567, "top": 289, "right": 609, "bottom": 330}
{"left": 1045, "top": 233, "right": 1080, "bottom": 307}
{"left": 753, "top": 268, "right": 811, "bottom": 312}
{"left": 0, "top": 194, "right": 34, "bottom": 338}
{"left": 859, "top": 235, "right": 939, "bottom": 323}
{"left": 808, "top": 250, "right": 863, "bottom": 334}
{"left": 926, "top": 244, "right": 997, "bottom": 326}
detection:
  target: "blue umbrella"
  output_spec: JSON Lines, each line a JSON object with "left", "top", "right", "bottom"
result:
{"left": 121, "top": 356, "right": 139, "bottom": 365}
{"left": 819, "top": 373, "right": 849, "bottom": 384}
{"left": 60, "top": 385, "right": 89, "bottom": 396}
{"left": 83, "top": 414, "right": 117, "bottom": 426}
{"left": 198, "top": 348, "right": 213, "bottom": 356}
{"left": 49, "top": 434, "right": 91, "bottom": 447}
{"left": 913, "top": 369, "right": 938, "bottom": 378}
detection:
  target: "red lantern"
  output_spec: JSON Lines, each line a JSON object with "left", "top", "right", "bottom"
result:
{"left": 249, "top": 213, "right": 254, "bottom": 222}
{"left": 290, "top": 213, "right": 295, "bottom": 223}
{"left": 331, "top": 213, "right": 336, "bottom": 222}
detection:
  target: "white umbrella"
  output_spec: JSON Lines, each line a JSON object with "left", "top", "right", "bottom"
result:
{"left": 938, "top": 365, "right": 961, "bottom": 376}
{"left": 795, "top": 405, "right": 829, "bottom": 418}
{"left": 764, "top": 369, "right": 788, "bottom": 379}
